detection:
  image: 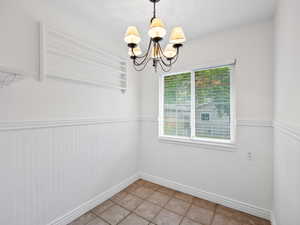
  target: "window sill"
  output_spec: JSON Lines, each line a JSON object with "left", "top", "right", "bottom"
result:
{"left": 158, "top": 135, "right": 237, "bottom": 152}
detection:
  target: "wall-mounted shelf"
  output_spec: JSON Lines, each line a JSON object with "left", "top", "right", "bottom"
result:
{"left": 40, "top": 23, "right": 127, "bottom": 91}
{"left": 0, "top": 65, "right": 27, "bottom": 88}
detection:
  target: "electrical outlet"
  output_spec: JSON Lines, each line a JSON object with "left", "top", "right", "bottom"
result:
{"left": 247, "top": 152, "right": 253, "bottom": 160}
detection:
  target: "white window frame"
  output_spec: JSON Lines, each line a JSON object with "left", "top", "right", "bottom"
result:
{"left": 158, "top": 62, "right": 236, "bottom": 150}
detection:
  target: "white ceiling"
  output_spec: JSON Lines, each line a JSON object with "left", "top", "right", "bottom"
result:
{"left": 50, "top": 0, "right": 275, "bottom": 46}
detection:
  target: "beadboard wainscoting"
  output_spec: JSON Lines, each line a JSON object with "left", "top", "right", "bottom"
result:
{"left": 273, "top": 121, "right": 300, "bottom": 225}
{"left": 139, "top": 118, "right": 273, "bottom": 219}
{"left": 0, "top": 118, "right": 139, "bottom": 225}
{"left": 271, "top": 212, "right": 278, "bottom": 225}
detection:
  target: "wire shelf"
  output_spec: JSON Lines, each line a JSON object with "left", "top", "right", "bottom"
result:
{"left": 40, "top": 23, "right": 127, "bottom": 91}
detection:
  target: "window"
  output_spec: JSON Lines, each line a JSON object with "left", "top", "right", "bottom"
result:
{"left": 163, "top": 72, "right": 191, "bottom": 137}
{"left": 159, "top": 64, "right": 235, "bottom": 145}
{"left": 200, "top": 113, "right": 210, "bottom": 121}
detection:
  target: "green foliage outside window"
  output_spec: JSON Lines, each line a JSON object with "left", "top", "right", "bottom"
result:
{"left": 162, "top": 67, "right": 231, "bottom": 140}
{"left": 164, "top": 73, "right": 191, "bottom": 105}
{"left": 195, "top": 67, "right": 230, "bottom": 118}
{"left": 164, "top": 73, "right": 191, "bottom": 137}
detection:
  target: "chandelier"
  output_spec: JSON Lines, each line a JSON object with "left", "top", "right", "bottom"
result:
{"left": 124, "top": 0, "right": 186, "bottom": 72}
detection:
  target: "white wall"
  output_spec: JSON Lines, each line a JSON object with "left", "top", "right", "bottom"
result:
{"left": 139, "top": 21, "right": 274, "bottom": 216}
{"left": 0, "top": 0, "right": 139, "bottom": 121}
{"left": 0, "top": 1, "right": 139, "bottom": 225}
{"left": 0, "top": 0, "right": 279, "bottom": 224}
{"left": 273, "top": 1, "right": 300, "bottom": 225}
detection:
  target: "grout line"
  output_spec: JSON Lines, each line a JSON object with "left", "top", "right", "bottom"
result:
{"left": 107, "top": 187, "right": 152, "bottom": 225}
{"left": 151, "top": 197, "right": 172, "bottom": 224}
{"left": 87, "top": 179, "right": 209, "bottom": 225}
{"left": 132, "top": 179, "right": 195, "bottom": 224}
{"left": 89, "top": 201, "right": 119, "bottom": 225}
{"left": 79, "top": 179, "right": 268, "bottom": 225}
{"left": 209, "top": 204, "right": 218, "bottom": 225}
{"left": 90, "top": 211, "right": 113, "bottom": 225}
{"left": 179, "top": 200, "right": 193, "bottom": 225}
{"left": 115, "top": 211, "right": 133, "bottom": 225}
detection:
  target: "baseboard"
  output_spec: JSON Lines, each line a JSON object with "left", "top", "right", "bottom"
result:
{"left": 271, "top": 212, "right": 277, "bottom": 225}
{"left": 140, "top": 172, "right": 271, "bottom": 220}
{"left": 47, "top": 173, "right": 139, "bottom": 225}
{"left": 45, "top": 172, "right": 272, "bottom": 225}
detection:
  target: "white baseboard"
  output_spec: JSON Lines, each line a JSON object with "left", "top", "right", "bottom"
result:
{"left": 140, "top": 172, "right": 271, "bottom": 220}
{"left": 271, "top": 212, "right": 277, "bottom": 225}
{"left": 46, "top": 172, "right": 272, "bottom": 225}
{"left": 47, "top": 173, "right": 139, "bottom": 225}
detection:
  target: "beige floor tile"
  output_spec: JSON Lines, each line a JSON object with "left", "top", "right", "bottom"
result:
{"left": 68, "top": 212, "right": 96, "bottom": 225}
{"left": 118, "top": 213, "right": 150, "bottom": 225}
{"left": 164, "top": 198, "right": 190, "bottom": 215}
{"left": 133, "top": 186, "right": 155, "bottom": 199}
{"left": 111, "top": 191, "right": 128, "bottom": 203}
{"left": 174, "top": 192, "right": 193, "bottom": 203}
{"left": 68, "top": 182, "right": 272, "bottom": 225}
{"left": 238, "top": 213, "right": 269, "bottom": 225}
{"left": 134, "top": 200, "right": 162, "bottom": 221}
{"left": 147, "top": 191, "right": 171, "bottom": 207}
{"left": 215, "top": 205, "right": 237, "bottom": 218}
{"left": 264, "top": 220, "right": 272, "bottom": 225}
{"left": 143, "top": 181, "right": 161, "bottom": 190}
{"left": 118, "top": 193, "right": 144, "bottom": 211}
{"left": 181, "top": 217, "right": 203, "bottom": 225}
{"left": 153, "top": 209, "right": 182, "bottom": 225}
{"left": 124, "top": 183, "right": 140, "bottom": 193}
{"left": 186, "top": 205, "right": 214, "bottom": 225}
{"left": 134, "top": 179, "right": 147, "bottom": 186}
{"left": 99, "top": 205, "right": 130, "bottom": 225}
{"left": 157, "top": 186, "right": 175, "bottom": 196}
{"left": 211, "top": 214, "right": 242, "bottom": 225}
{"left": 86, "top": 217, "right": 110, "bottom": 225}
{"left": 91, "top": 200, "right": 114, "bottom": 216}
{"left": 192, "top": 197, "right": 216, "bottom": 211}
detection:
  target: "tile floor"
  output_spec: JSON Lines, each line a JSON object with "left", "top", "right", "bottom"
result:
{"left": 68, "top": 179, "right": 271, "bottom": 225}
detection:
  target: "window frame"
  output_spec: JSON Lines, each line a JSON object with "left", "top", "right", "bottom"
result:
{"left": 158, "top": 63, "right": 236, "bottom": 149}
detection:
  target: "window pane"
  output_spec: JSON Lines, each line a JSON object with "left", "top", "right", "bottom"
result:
{"left": 164, "top": 73, "right": 191, "bottom": 137}
{"left": 195, "top": 67, "right": 231, "bottom": 139}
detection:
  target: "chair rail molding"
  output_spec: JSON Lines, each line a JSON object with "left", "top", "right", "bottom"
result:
{"left": 273, "top": 120, "right": 300, "bottom": 142}
{"left": 0, "top": 117, "right": 139, "bottom": 131}
{"left": 139, "top": 116, "right": 273, "bottom": 128}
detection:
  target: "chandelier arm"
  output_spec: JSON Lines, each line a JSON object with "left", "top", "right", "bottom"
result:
{"left": 133, "top": 52, "right": 151, "bottom": 66}
{"left": 131, "top": 39, "right": 153, "bottom": 66}
{"left": 157, "top": 42, "right": 177, "bottom": 61}
{"left": 132, "top": 46, "right": 152, "bottom": 66}
{"left": 133, "top": 57, "right": 152, "bottom": 71}
{"left": 169, "top": 47, "right": 180, "bottom": 64}
{"left": 158, "top": 60, "right": 172, "bottom": 72}
{"left": 158, "top": 54, "right": 172, "bottom": 67}
{"left": 133, "top": 38, "right": 153, "bottom": 60}
{"left": 154, "top": 43, "right": 173, "bottom": 67}
{"left": 158, "top": 55, "right": 172, "bottom": 67}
